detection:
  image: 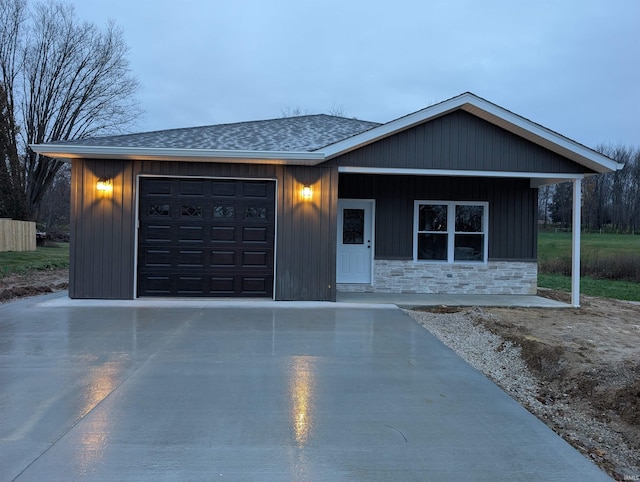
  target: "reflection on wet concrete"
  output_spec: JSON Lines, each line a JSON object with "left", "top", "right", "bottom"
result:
{"left": 289, "top": 356, "right": 316, "bottom": 447}
{"left": 0, "top": 296, "right": 612, "bottom": 481}
{"left": 74, "top": 362, "right": 121, "bottom": 475}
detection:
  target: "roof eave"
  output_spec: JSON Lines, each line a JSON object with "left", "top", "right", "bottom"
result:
{"left": 29, "top": 144, "right": 325, "bottom": 166}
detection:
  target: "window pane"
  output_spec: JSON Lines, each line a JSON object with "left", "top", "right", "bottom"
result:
{"left": 419, "top": 205, "right": 447, "bottom": 231}
{"left": 417, "top": 233, "right": 447, "bottom": 260}
{"left": 245, "top": 207, "right": 267, "bottom": 219}
{"left": 343, "top": 209, "right": 364, "bottom": 244}
{"left": 181, "top": 204, "right": 202, "bottom": 217}
{"left": 455, "top": 205, "right": 483, "bottom": 232}
{"left": 454, "top": 234, "right": 484, "bottom": 261}
{"left": 213, "top": 206, "right": 235, "bottom": 218}
{"left": 149, "top": 204, "right": 170, "bottom": 216}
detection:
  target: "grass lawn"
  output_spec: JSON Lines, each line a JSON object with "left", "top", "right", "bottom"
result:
{"left": 1, "top": 234, "right": 639, "bottom": 302}
{"left": 538, "top": 273, "right": 640, "bottom": 302}
{"left": 0, "top": 243, "right": 70, "bottom": 277}
{"left": 538, "top": 231, "right": 640, "bottom": 302}
{"left": 538, "top": 231, "right": 640, "bottom": 261}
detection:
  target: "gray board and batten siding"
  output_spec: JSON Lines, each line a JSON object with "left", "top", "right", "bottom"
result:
{"left": 326, "top": 110, "right": 597, "bottom": 174}
{"left": 70, "top": 158, "right": 337, "bottom": 301}
{"left": 67, "top": 108, "right": 592, "bottom": 301}
{"left": 338, "top": 174, "right": 537, "bottom": 261}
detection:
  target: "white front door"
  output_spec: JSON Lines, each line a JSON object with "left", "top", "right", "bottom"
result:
{"left": 336, "top": 199, "right": 374, "bottom": 284}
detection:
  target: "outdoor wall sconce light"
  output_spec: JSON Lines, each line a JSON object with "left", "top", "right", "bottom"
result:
{"left": 96, "top": 177, "right": 113, "bottom": 193}
{"left": 301, "top": 185, "right": 312, "bottom": 200}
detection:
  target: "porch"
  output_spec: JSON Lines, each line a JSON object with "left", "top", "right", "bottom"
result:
{"left": 336, "top": 291, "right": 571, "bottom": 308}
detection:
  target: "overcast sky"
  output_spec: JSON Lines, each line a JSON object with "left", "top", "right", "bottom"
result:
{"left": 70, "top": 0, "right": 639, "bottom": 149}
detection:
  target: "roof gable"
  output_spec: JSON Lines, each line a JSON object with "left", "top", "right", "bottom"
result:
{"left": 327, "top": 109, "right": 594, "bottom": 175}
{"left": 320, "top": 92, "right": 622, "bottom": 174}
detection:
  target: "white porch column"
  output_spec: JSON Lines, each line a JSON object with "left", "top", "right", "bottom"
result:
{"left": 571, "top": 178, "right": 582, "bottom": 307}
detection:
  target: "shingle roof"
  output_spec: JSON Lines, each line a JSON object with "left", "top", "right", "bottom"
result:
{"left": 32, "top": 93, "right": 622, "bottom": 175}
{"left": 61, "top": 114, "right": 380, "bottom": 152}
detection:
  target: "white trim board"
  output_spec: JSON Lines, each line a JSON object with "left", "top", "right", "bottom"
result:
{"left": 30, "top": 144, "right": 323, "bottom": 165}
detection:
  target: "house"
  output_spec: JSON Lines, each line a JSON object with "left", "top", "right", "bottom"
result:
{"left": 32, "top": 92, "right": 623, "bottom": 306}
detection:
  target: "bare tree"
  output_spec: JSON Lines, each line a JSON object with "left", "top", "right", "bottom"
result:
{"left": 554, "top": 144, "right": 638, "bottom": 233}
{"left": 0, "top": 0, "right": 141, "bottom": 221}
{"left": 326, "top": 101, "right": 345, "bottom": 117}
{"left": 38, "top": 163, "right": 70, "bottom": 237}
{"left": 281, "top": 103, "right": 347, "bottom": 118}
{"left": 550, "top": 181, "right": 573, "bottom": 228}
{"left": 597, "top": 144, "right": 635, "bottom": 233}
{"left": 582, "top": 169, "right": 611, "bottom": 231}
{"left": 280, "top": 106, "right": 309, "bottom": 118}
{"left": 537, "top": 184, "right": 553, "bottom": 229}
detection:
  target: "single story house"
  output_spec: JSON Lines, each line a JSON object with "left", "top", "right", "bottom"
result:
{"left": 32, "top": 92, "right": 623, "bottom": 306}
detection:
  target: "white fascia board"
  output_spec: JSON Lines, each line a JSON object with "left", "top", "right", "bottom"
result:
{"left": 29, "top": 144, "right": 325, "bottom": 165}
{"left": 338, "top": 166, "right": 584, "bottom": 187}
{"left": 322, "top": 92, "right": 623, "bottom": 174}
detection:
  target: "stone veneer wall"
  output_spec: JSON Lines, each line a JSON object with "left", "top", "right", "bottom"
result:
{"left": 337, "top": 259, "right": 537, "bottom": 295}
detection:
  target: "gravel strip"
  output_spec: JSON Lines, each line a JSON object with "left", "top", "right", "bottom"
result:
{"left": 406, "top": 308, "right": 639, "bottom": 481}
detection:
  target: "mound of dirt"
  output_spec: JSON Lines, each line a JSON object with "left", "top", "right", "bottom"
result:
{"left": 0, "top": 269, "right": 69, "bottom": 302}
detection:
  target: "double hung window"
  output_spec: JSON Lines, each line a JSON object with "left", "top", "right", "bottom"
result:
{"left": 414, "top": 201, "right": 488, "bottom": 262}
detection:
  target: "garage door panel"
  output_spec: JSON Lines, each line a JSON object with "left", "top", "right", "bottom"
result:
{"left": 179, "top": 180, "right": 205, "bottom": 196}
{"left": 243, "top": 182, "right": 268, "bottom": 197}
{"left": 210, "top": 277, "right": 235, "bottom": 294}
{"left": 210, "top": 251, "right": 235, "bottom": 267}
{"left": 211, "top": 226, "right": 236, "bottom": 242}
{"left": 242, "top": 227, "right": 268, "bottom": 242}
{"left": 241, "top": 277, "right": 270, "bottom": 295}
{"left": 141, "top": 225, "right": 172, "bottom": 243}
{"left": 142, "top": 249, "right": 172, "bottom": 267}
{"left": 178, "top": 225, "right": 204, "bottom": 243}
{"left": 138, "top": 177, "right": 275, "bottom": 298}
{"left": 177, "top": 276, "right": 205, "bottom": 295}
{"left": 142, "top": 276, "right": 172, "bottom": 295}
{"left": 142, "top": 179, "right": 172, "bottom": 196}
{"left": 242, "top": 251, "right": 268, "bottom": 267}
{"left": 177, "top": 249, "right": 205, "bottom": 268}
{"left": 211, "top": 180, "right": 237, "bottom": 196}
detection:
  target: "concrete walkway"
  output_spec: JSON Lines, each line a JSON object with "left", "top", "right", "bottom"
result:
{"left": 337, "top": 291, "right": 572, "bottom": 308}
{"left": 0, "top": 292, "right": 608, "bottom": 481}
{"left": 38, "top": 291, "right": 571, "bottom": 309}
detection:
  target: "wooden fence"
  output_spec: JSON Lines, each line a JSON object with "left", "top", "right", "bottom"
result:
{"left": 0, "top": 219, "right": 36, "bottom": 252}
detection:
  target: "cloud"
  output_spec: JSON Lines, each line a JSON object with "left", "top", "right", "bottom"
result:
{"left": 72, "top": 0, "right": 639, "bottom": 147}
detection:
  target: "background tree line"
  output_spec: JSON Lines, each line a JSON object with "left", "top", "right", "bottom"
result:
{"left": 539, "top": 145, "right": 640, "bottom": 233}
{"left": 0, "top": 0, "right": 139, "bottom": 232}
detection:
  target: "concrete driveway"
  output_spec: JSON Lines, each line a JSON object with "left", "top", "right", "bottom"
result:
{"left": 1, "top": 293, "right": 610, "bottom": 481}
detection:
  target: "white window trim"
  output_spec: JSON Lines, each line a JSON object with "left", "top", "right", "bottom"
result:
{"left": 413, "top": 200, "right": 489, "bottom": 264}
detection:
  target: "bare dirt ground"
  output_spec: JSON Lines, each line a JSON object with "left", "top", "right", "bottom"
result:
{"left": 414, "top": 289, "right": 640, "bottom": 481}
{"left": 480, "top": 293, "right": 640, "bottom": 480}
{"left": 2, "top": 270, "right": 639, "bottom": 479}
{"left": 0, "top": 268, "right": 69, "bottom": 302}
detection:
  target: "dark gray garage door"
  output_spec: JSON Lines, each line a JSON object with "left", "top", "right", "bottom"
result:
{"left": 137, "top": 177, "right": 275, "bottom": 297}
